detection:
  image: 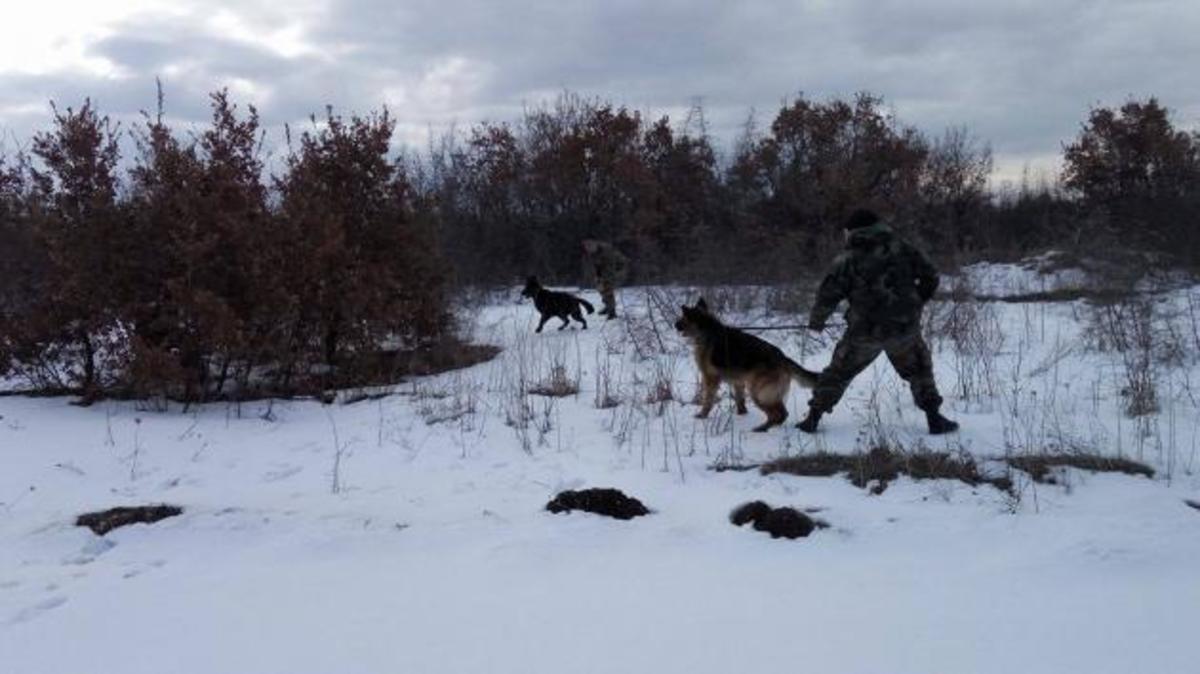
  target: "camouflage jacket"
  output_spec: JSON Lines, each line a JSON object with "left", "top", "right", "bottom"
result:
{"left": 808, "top": 223, "right": 939, "bottom": 335}
{"left": 582, "top": 239, "right": 629, "bottom": 284}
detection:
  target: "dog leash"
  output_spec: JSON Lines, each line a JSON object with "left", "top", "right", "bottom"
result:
{"left": 731, "top": 323, "right": 844, "bottom": 331}
{"left": 729, "top": 324, "right": 807, "bottom": 331}
{"left": 733, "top": 323, "right": 842, "bottom": 363}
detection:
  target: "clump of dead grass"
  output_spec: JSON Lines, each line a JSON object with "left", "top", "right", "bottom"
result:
{"left": 1006, "top": 453, "right": 1154, "bottom": 484}
{"left": 760, "top": 447, "right": 1014, "bottom": 495}
{"left": 527, "top": 364, "right": 579, "bottom": 398}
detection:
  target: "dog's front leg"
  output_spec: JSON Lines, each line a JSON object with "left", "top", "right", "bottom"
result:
{"left": 695, "top": 374, "right": 719, "bottom": 418}
{"left": 535, "top": 314, "right": 550, "bottom": 333}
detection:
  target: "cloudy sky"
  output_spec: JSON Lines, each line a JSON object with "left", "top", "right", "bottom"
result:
{"left": 1, "top": 0, "right": 1197, "bottom": 184}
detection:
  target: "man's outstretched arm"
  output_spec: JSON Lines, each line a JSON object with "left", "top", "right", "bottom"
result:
{"left": 809, "top": 258, "right": 851, "bottom": 330}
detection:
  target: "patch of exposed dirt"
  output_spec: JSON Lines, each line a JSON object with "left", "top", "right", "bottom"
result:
{"left": 76, "top": 505, "right": 183, "bottom": 536}
{"left": 730, "top": 500, "right": 828, "bottom": 539}
{"left": 545, "top": 488, "right": 649, "bottom": 520}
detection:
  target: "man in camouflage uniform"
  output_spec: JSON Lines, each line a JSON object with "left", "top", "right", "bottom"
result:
{"left": 581, "top": 239, "right": 628, "bottom": 319}
{"left": 797, "top": 209, "right": 958, "bottom": 435}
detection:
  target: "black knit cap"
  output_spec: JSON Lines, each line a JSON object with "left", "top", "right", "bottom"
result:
{"left": 843, "top": 208, "right": 880, "bottom": 231}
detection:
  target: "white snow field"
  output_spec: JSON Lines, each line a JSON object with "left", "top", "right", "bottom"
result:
{"left": 2, "top": 272, "right": 1199, "bottom": 674}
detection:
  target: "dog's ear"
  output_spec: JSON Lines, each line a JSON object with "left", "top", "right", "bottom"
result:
{"left": 696, "top": 297, "right": 708, "bottom": 311}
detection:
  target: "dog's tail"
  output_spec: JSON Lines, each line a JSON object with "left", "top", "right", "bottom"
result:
{"left": 784, "top": 358, "right": 819, "bottom": 388}
{"left": 578, "top": 297, "right": 595, "bottom": 314}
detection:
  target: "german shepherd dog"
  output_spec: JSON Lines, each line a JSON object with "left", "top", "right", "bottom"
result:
{"left": 521, "top": 276, "right": 595, "bottom": 332}
{"left": 675, "top": 298, "right": 819, "bottom": 431}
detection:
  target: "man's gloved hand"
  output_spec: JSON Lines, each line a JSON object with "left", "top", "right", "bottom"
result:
{"left": 917, "top": 280, "right": 936, "bottom": 303}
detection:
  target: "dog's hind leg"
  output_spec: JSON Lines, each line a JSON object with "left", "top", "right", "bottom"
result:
{"left": 750, "top": 374, "right": 789, "bottom": 431}
{"left": 572, "top": 307, "right": 588, "bottom": 329}
{"left": 733, "top": 382, "right": 748, "bottom": 415}
{"left": 751, "top": 402, "right": 788, "bottom": 432}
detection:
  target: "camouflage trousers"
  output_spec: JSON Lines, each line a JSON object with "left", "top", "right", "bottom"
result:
{"left": 597, "top": 278, "right": 618, "bottom": 318}
{"left": 808, "top": 327, "right": 943, "bottom": 414}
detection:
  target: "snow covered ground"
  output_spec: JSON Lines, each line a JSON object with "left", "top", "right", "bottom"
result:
{"left": 2, "top": 273, "right": 1199, "bottom": 674}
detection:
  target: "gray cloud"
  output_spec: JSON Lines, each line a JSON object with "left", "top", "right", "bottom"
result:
{"left": 0, "top": 0, "right": 1196, "bottom": 180}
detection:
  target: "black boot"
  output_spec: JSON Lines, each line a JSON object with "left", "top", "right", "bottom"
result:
{"left": 796, "top": 409, "right": 823, "bottom": 434}
{"left": 926, "top": 409, "right": 959, "bottom": 435}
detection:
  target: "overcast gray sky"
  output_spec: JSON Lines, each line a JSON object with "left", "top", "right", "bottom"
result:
{"left": 1, "top": 0, "right": 1197, "bottom": 184}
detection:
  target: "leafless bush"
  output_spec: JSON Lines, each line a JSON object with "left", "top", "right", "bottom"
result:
{"left": 325, "top": 409, "right": 350, "bottom": 494}
{"left": 709, "top": 406, "right": 748, "bottom": 469}
{"left": 533, "top": 396, "right": 559, "bottom": 449}
{"left": 1185, "top": 288, "right": 1200, "bottom": 359}
{"left": 528, "top": 364, "right": 579, "bottom": 398}
{"left": 641, "top": 356, "right": 678, "bottom": 413}
{"left": 593, "top": 346, "right": 621, "bottom": 409}
{"left": 606, "top": 397, "right": 640, "bottom": 450}
{"left": 852, "top": 382, "right": 903, "bottom": 455}
{"left": 926, "top": 276, "right": 1004, "bottom": 402}
{"left": 624, "top": 288, "right": 687, "bottom": 360}
{"left": 490, "top": 330, "right": 535, "bottom": 453}
{"left": 527, "top": 341, "right": 580, "bottom": 398}
{"left": 504, "top": 390, "right": 535, "bottom": 454}
{"left": 1087, "top": 297, "right": 1160, "bottom": 416}
{"left": 412, "top": 375, "right": 479, "bottom": 426}
{"left": 997, "top": 341, "right": 1100, "bottom": 467}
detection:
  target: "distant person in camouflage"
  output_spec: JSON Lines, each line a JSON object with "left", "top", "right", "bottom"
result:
{"left": 797, "top": 209, "right": 959, "bottom": 435}
{"left": 581, "top": 239, "right": 628, "bottom": 319}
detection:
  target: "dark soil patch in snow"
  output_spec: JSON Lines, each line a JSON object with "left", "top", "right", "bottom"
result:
{"left": 338, "top": 341, "right": 502, "bottom": 402}
{"left": 388, "top": 341, "right": 502, "bottom": 378}
{"left": 730, "top": 500, "right": 772, "bottom": 526}
{"left": 730, "top": 501, "right": 828, "bottom": 539}
{"left": 760, "top": 447, "right": 1014, "bottom": 495}
{"left": 1006, "top": 454, "right": 1154, "bottom": 484}
{"left": 546, "top": 488, "right": 649, "bottom": 520}
{"left": 76, "top": 505, "right": 183, "bottom": 536}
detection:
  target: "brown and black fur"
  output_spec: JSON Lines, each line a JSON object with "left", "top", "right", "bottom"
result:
{"left": 674, "top": 298, "right": 818, "bottom": 432}
{"left": 521, "top": 276, "right": 595, "bottom": 332}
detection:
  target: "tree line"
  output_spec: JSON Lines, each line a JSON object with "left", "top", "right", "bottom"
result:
{"left": 1, "top": 87, "right": 1197, "bottom": 401}
{"left": 431, "top": 92, "right": 1199, "bottom": 283}
{"left": 0, "top": 91, "right": 446, "bottom": 402}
